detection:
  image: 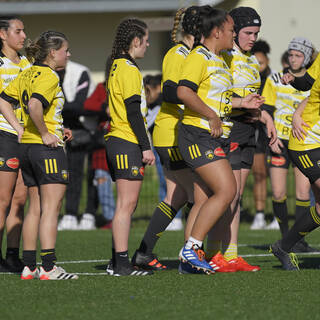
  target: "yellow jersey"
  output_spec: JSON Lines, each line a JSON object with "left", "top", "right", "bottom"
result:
{"left": 2, "top": 63, "right": 65, "bottom": 145}
{"left": 263, "top": 71, "right": 309, "bottom": 140}
{"left": 222, "top": 45, "right": 260, "bottom": 117}
{"left": 153, "top": 43, "right": 189, "bottom": 147}
{"left": 289, "top": 75, "right": 320, "bottom": 151}
{"left": 106, "top": 57, "right": 148, "bottom": 144}
{"left": 180, "top": 45, "right": 233, "bottom": 138}
{"left": 307, "top": 52, "right": 320, "bottom": 81}
{"left": 0, "top": 52, "right": 31, "bottom": 135}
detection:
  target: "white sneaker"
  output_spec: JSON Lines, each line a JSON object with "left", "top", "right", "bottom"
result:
{"left": 39, "top": 265, "right": 79, "bottom": 280}
{"left": 266, "top": 217, "right": 280, "bottom": 230}
{"left": 250, "top": 213, "right": 266, "bottom": 230}
{"left": 58, "top": 215, "right": 78, "bottom": 231}
{"left": 78, "top": 213, "right": 96, "bottom": 230}
{"left": 21, "top": 266, "right": 39, "bottom": 280}
{"left": 166, "top": 218, "right": 183, "bottom": 231}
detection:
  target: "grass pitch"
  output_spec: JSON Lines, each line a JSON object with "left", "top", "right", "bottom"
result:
{"left": 1, "top": 224, "right": 320, "bottom": 320}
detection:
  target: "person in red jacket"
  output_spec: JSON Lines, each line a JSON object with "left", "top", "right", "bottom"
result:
{"left": 84, "top": 79, "right": 115, "bottom": 228}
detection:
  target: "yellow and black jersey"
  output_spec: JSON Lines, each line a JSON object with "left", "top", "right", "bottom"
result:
{"left": 307, "top": 53, "right": 320, "bottom": 81}
{"left": 153, "top": 43, "right": 189, "bottom": 147}
{"left": 1, "top": 63, "right": 65, "bottom": 145}
{"left": 179, "top": 45, "right": 233, "bottom": 138}
{"left": 106, "top": 57, "right": 148, "bottom": 145}
{"left": 0, "top": 52, "right": 31, "bottom": 135}
{"left": 263, "top": 71, "right": 309, "bottom": 140}
{"left": 222, "top": 45, "right": 260, "bottom": 117}
{"left": 289, "top": 75, "right": 320, "bottom": 151}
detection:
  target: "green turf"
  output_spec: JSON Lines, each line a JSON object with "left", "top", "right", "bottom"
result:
{"left": 1, "top": 224, "right": 320, "bottom": 320}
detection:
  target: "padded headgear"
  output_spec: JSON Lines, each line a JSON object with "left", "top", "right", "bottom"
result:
{"left": 229, "top": 7, "right": 261, "bottom": 34}
{"left": 288, "top": 37, "right": 314, "bottom": 67}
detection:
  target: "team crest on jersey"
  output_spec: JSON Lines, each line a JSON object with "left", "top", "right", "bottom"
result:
{"left": 61, "top": 170, "right": 69, "bottom": 181}
{"left": 131, "top": 166, "right": 139, "bottom": 176}
{"left": 230, "top": 142, "right": 239, "bottom": 152}
{"left": 0, "top": 157, "right": 4, "bottom": 167}
{"left": 271, "top": 156, "right": 286, "bottom": 167}
{"left": 205, "top": 150, "right": 214, "bottom": 160}
{"left": 214, "top": 148, "right": 226, "bottom": 157}
{"left": 6, "top": 158, "right": 19, "bottom": 169}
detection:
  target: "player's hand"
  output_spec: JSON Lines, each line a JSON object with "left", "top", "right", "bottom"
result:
{"left": 63, "top": 128, "right": 73, "bottom": 142}
{"left": 270, "top": 138, "right": 284, "bottom": 154}
{"left": 208, "top": 114, "right": 222, "bottom": 138}
{"left": 142, "top": 149, "right": 155, "bottom": 166}
{"left": 42, "top": 132, "right": 59, "bottom": 148}
{"left": 292, "top": 111, "right": 309, "bottom": 141}
{"left": 266, "top": 119, "right": 277, "bottom": 146}
{"left": 242, "top": 94, "right": 265, "bottom": 109}
{"left": 16, "top": 125, "right": 24, "bottom": 143}
{"left": 281, "top": 73, "right": 295, "bottom": 85}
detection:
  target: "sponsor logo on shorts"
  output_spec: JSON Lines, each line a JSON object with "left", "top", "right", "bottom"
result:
{"left": 0, "top": 157, "right": 5, "bottom": 167}
{"left": 139, "top": 167, "right": 145, "bottom": 176}
{"left": 131, "top": 166, "right": 139, "bottom": 176}
{"left": 61, "top": 170, "right": 69, "bottom": 181}
{"left": 6, "top": 157, "right": 19, "bottom": 169}
{"left": 230, "top": 142, "right": 239, "bottom": 152}
{"left": 317, "top": 160, "right": 320, "bottom": 168}
{"left": 205, "top": 150, "right": 214, "bottom": 160}
{"left": 214, "top": 147, "right": 226, "bottom": 157}
{"left": 271, "top": 156, "right": 286, "bottom": 166}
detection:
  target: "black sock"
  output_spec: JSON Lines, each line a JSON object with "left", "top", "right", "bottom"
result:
{"left": 40, "top": 249, "right": 56, "bottom": 272}
{"left": 138, "top": 202, "right": 177, "bottom": 254}
{"left": 6, "top": 248, "right": 19, "bottom": 259}
{"left": 23, "top": 250, "right": 37, "bottom": 270}
{"left": 295, "top": 199, "right": 310, "bottom": 222}
{"left": 281, "top": 206, "right": 320, "bottom": 251}
{"left": 272, "top": 197, "right": 289, "bottom": 236}
{"left": 184, "top": 202, "right": 193, "bottom": 221}
{"left": 115, "top": 251, "right": 130, "bottom": 269}
{"left": 111, "top": 247, "right": 115, "bottom": 264}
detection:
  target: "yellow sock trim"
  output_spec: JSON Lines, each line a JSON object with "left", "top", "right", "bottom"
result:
{"left": 158, "top": 202, "right": 175, "bottom": 219}
{"left": 296, "top": 199, "right": 310, "bottom": 207}
{"left": 310, "top": 206, "right": 320, "bottom": 225}
{"left": 272, "top": 196, "right": 287, "bottom": 203}
{"left": 223, "top": 243, "right": 238, "bottom": 261}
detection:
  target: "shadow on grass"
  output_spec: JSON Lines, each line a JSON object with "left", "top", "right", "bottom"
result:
{"left": 94, "top": 259, "right": 180, "bottom": 271}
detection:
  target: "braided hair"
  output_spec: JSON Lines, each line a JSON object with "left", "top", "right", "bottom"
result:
{"left": 25, "top": 30, "right": 67, "bottom": 64}
{"left": 109, "top": 18, "right": 147, "bottom": 78}
{"left": 0, "top": 15, "right": 22, "bottom": 50}
{"left": 171, "top": 6, "right": 211, "bottom": 48}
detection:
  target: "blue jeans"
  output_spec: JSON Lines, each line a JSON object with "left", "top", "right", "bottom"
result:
{"left": 94, "top": 169, "right": 115, "bottom": 221}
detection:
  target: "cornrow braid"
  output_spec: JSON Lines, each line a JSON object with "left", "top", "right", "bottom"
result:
{"left": 108, "top": 18, "right": 147, "bottom": 83}
{"left": 171, "top": 8, "right": 186, "bottom": 44}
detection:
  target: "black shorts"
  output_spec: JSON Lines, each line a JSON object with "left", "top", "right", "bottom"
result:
{"left": 288, "top": 148, "right": 320, "bottom": 184}
{"left": 229, "top": 118, "right": 256, "bottom": 170}
{"left": 20, "top": 144, "right": 69, "bottom": 187}
{"left": 267, "top": 139, "right": 295, "bottom": 169}
{"left": 0, "top": 131, "right": 21, "bottom": 172}
{"left": 105, "top": 136, "right": 144, "bottom": 181}
{"left": 255, "top": 123, "right": 269, "bottom": 154}
{"left": 178, "top": 123, "right": 230, "bottom": 171}
{"left": 154, "top": 146, "right": 188, "bottom": 171}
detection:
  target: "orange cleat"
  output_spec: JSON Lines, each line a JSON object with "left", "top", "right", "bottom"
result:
{"left": 208, "top": 253, "right": 237, "bottom": 273}
{"left": 228, "top": 257, "right": 260, "bottom": 272}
